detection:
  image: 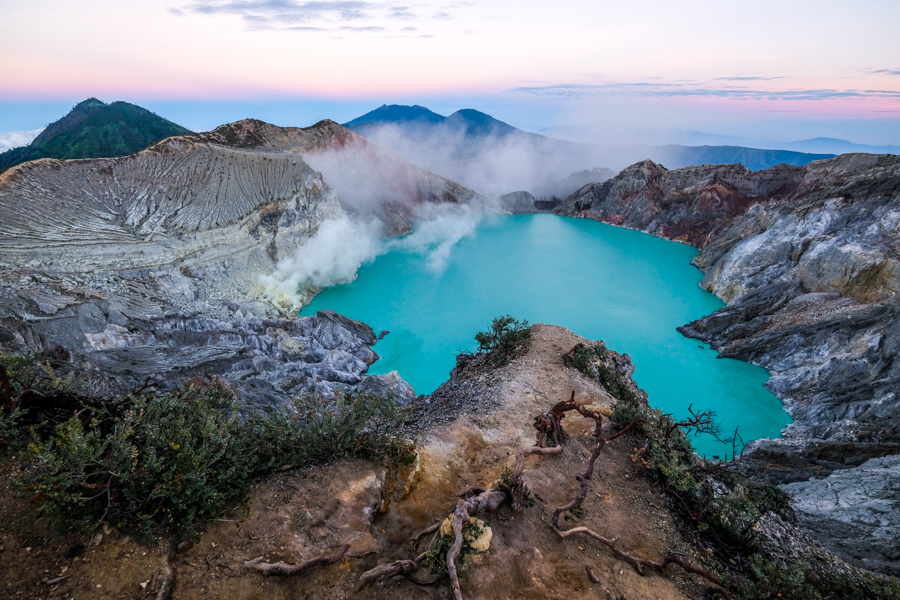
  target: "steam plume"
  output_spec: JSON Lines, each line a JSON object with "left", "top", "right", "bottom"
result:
{"left": 259, "top": 204, "right": 487, "bottom": 309}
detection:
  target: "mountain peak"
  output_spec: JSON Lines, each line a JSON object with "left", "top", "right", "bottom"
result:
{"left": 446, "top": 109, "right": 517, "bottom": 135}
{"left": 73, "top": 97, "right": 107, "bottom": 110}
{"left": 31, "top": 98, "right": 108, "bottom": 146}
{"left": 344, "top": 104, "right": 445, "bottom": 128}
{"left": 0, "top": 99, "right": 192, "bottom": 173}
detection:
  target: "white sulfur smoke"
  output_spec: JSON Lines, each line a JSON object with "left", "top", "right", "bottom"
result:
{"left": 259, "top": 205, "right": 488, "bottom": 309}
{"left": 387, "top": 204, "right": 483, "bottom": 273}
{"left": 259, "top": 217, "right": 383, "bottom": 309}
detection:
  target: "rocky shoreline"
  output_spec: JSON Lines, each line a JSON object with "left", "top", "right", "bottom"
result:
{"left": 535, "top": 154, "right": 900, "bottom": 574}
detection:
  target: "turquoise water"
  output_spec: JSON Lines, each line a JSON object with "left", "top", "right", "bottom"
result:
{"left": 300, "top": 214, "right": 790, "bottom": 456}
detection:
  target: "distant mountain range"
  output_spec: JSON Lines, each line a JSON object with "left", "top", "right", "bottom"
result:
{"left": 0, "top": 99, "right": 192, "bottom": 173}
{"left": 540, "top": 125, "right": 900, "bottom": 156}
{"left": 346, "top": 104, "right": 520, "bottom": 139}
{"left": 344, "top": 105, "right": 835, "bottom": 196}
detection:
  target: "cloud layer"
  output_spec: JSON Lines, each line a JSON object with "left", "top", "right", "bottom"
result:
{"left": 509, "top": 81, "right": 900, "bottom": 102}
{"left": 180, "top": 0, "right": 459, "bottom": 34}
{"left": 0, "top": 129, "right": 43, "bottom": 153}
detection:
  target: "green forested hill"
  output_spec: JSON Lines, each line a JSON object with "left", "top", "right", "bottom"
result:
{"left": 0, "top": 99, "right": 192, "bottom": 173}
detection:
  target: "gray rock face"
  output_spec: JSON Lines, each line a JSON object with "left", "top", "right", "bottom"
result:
{"left": 556, "top": 153, "right": 900, "bottom": 573}
{"left": 0, "top": 119, "right": 473, "bottom": 408}
{"left": 497, "top": 190, "right": 537, "bottom": 214}
{"left": 194, "top": 119, "right": 480, "bottom": 236}
{"left": 784, "top": 455, "right": 900, "bottom": 575}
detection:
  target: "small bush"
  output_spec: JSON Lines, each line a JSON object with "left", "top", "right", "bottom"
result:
{"left": 0, "top": 406, "right": 23, "bottom": 451}
{"left": 724, "top": 553, "right": 900, "bottom": 600}
{"left": 562, "top": 342, "right": 608, "bottom": 376}
{"left": 474, "top": 315, "right": 532, "bottom": 366}
{"left": 423, "top": 518, "right": 486, "bottom": 575}
{"left": 565, "top": 343, "right": 640, "bottom": 406}
{"left": 17, "top": 373, "right": 413, "bottom": 537}
{"left": 610, "top": 394, "right": 900, "bottom": 599}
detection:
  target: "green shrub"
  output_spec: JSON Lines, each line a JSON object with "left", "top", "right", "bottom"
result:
{"left": 723, "top": 553, "right": 900, "bottom": 600}
{"left": 26, "top": 384, "right": 254, "bottom": 535}
{"left": 474, "top": 315, "right": 532, "bottom": 366}
{"left": 562, "top": 343, "right": 608, "bottom": 376}
{"left": 0, "top": 407, "right": 23, "bottom": 451}
{"left": 422, "top": 518, "right": 486, "bottom": 575}
{"left": 243, "top": 391, "right": 417, "bottom": 473}
{"left": 18, "top": 375, "right": 413, "bottom": 537}
{"left": 563, "top": 343, "right": 641, "bottom": 404}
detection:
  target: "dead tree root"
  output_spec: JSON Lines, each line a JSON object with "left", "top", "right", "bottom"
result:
{"left": 446, "top": 500, "right": 470, "bottom": 600}
{"left": 155, "top": 566, "right": 174, "bottom": 600}
{"left": 410, "top": 522, "right": 440, "bottom": 547}
{"left": 544, "top": 393, "right": 731, "bottom": 598}
{"left": 353, "top": 558, "right": 420, "bottom": 592}
{"left": 242, "top": 543, "right": 350, "bottom": 577}
{"left": 348, "top": 390, "right": 730, "bottom": 599}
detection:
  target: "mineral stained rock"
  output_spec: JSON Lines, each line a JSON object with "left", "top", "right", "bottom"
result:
{"left": 556, "top": 154, "right": 900, "bottom": 572}
{"left": 784, "top": 454, "right": 900, "bottom": 576}
{"left": 0, "top": 119, "right": 474, "bottom": 407}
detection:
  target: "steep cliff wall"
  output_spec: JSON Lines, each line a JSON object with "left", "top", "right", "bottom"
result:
{"left": 555, "top": 154, "right": 900, "bottom": 573}
{"left": 0, "top": 119, "right": 475, "bottom": 408}
{"left": 555, "top": 154, "right": 900, "bottom": 464}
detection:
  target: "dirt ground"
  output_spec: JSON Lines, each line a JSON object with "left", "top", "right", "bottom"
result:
{"left": 0, "top": 324, "right": 716, "bottom": 600}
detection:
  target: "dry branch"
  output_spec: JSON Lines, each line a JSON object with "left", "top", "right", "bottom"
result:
{"left": 353, "top": 558, "right": 420, "bottom": 592}
{"left": 543, "top": 395, "right": 731, "bottom": 597}
{"left": 461, "top": 489, "right": 508, "bottom": 513}
{"left": 348, "top": 391, "right": 728, "bottom": 600}
{"left": 514, "top": 446, "right": 563, "bottom": 478}
{"left": 154, "top": 566, "right": 174, "bottom": 600}
{"left": 446, "top": 500, "right": 471, "bottom": 600}
{"left": 410, "top": 522, "right": 440, "bottom": 546}
{"left": 242, "top": 543, "right": 349, "bottom": 577}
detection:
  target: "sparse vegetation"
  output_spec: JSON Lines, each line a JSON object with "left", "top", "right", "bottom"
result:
{"left": 1, "top": 353, "right": 414, "bottom": 538}
{"left": 560, "top": 341, "right": 900, "bottom": 598}
{"left": 563, "top": 341, "right": 640, "bottom": 404}
{"left": 422, "top": 518, "right": 486, "bottom": 575}
{"left": 609, "top": 392, "right": 900, "bottom": 600}
{"left": 474, "top": 315, "right": 532, "bottom": 366}
{"left": 562, "top": 341, "right": 608, "bottom": 373}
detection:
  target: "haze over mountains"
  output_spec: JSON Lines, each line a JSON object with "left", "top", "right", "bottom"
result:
{"left": 343, "top": 104, "right": 835, "bottom": 197}
{"left": 4, "top": 98, "right": 895, "bottom": 203}
{"left": 2, "top": 99, "right": 882, "bottom": 202}
{"left": 542, "top": 124, "right": 900, "bottom": 156}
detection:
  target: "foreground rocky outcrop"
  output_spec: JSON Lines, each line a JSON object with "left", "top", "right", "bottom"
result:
{"left": 0, "top": 324, "right": 719, "bottom": 599}
{"left": 5, "top": 323, "right": 888, "bottom": 599}
{"left": 0, "top": 118, "right": 475, "bottom": 406}
{"left": 554, "top": 153, "right": 900, "bottom": 573}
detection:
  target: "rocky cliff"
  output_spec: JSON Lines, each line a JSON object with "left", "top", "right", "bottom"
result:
{"left": 0, "top": 119, "right": 474, "bottom": 408}
{"left": 555, "top": 154, "right": 900, "bottom": 572}
{"left": 189, "top": 118, "right": 479, "bottom": 235}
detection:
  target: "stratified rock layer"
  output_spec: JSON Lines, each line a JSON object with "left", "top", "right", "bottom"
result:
{"left": 784, "top": 454, "right": 900, "bottom": 575}
{"left": 0, "top": 119, "right": 474, "bottom": 407}
{"left": 555, "top": 153, "right": 900, "bottom": 572}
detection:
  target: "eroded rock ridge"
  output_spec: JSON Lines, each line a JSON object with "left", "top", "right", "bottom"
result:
{"left": 554, "top": 154, "right": 900, "bottom": 572}
{"left": 0, "top": 119, "right": 474, "bottom": 407}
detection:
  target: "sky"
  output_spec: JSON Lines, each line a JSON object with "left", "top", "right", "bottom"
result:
{"left": 2, "top": 0, "right": 900, "bottom": 144}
